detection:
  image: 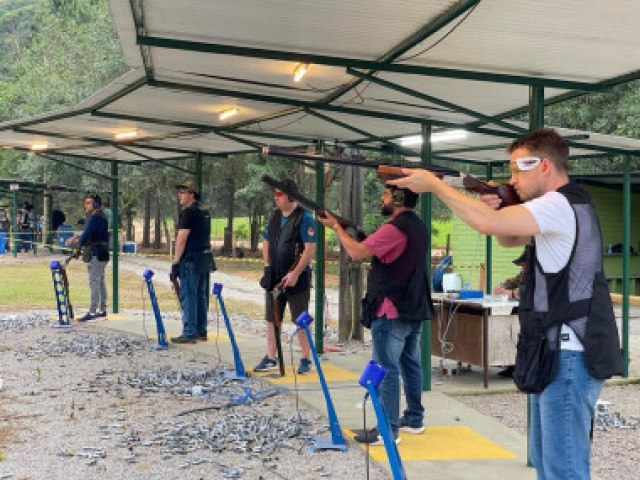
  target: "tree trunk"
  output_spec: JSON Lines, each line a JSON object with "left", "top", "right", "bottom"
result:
{"left": 162, "top": 217, "right": 171, "bottom": 252}
{"left": 338, "top": 166, "right": 364, "bottom": 342}
{"left": 153, "top": 191, "right": 162, "bottom": 249}
{"left": 223, "top": 179, "right": 235, "bottom": 255}
{"left": 125, "top": 208, "right": 134, "bottom": 242}
{"left": 142, "top": 189, "right": 151, "bottom": 247}
{"left": 249, "top": 203, "right": 261, "bottom": 252}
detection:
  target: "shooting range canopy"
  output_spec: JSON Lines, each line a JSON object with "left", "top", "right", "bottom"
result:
{"left": 1, "top": 0, "right": 640, "bottom": 165}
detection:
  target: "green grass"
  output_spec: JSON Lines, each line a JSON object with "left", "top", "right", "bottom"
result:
{"left": 210, "top": 217, "right": 251, "bottom": 239}
{"left": 0, "top": 260, "right": 264, "bottom": 319}
{"left": 432, "top": 219, "right": 453, "bottom": 248}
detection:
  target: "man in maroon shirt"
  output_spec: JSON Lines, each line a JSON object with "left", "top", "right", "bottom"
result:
{"left": 318, "top": 184, "right": 433, "bottom": 445}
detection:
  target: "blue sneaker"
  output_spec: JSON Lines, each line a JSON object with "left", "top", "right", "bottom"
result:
{"left": 253, "top": 356, "right": 278, "bottom": 372}
{"left": 297, "top": 358, "right": 312, "bottom": 375}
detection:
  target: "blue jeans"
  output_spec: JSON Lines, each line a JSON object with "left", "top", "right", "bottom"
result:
{"left": 371, "top": 317, "right": 424, "bottom": 437}
{"left": 529, "top": 351, "right": 603, "bottom": 480}
{"left": 178, "top": 260, "right": 208, "bottom": 337}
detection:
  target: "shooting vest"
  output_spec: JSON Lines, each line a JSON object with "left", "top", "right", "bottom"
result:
{"left": 365, "top": 210, "right": 433, "bottom": 323}
{"left": 267, "top": 207, "right": 310, "bottom": 295}
{"left": 514, "top": 182, "right": 623, "bottom": 393}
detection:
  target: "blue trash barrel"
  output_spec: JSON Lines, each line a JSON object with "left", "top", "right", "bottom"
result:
{"left": 122, "top": 241, "right": 136, "bottom": 254}
{"left": 0, "top": 232, "right": 7, "bottom": 255}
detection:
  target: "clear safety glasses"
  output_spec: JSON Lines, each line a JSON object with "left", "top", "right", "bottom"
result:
{"left": 509, "top": 156, "right": 542, "bottom": 174}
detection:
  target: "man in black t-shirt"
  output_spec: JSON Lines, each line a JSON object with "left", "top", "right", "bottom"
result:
{"left": 171, "top": 181, "right": 213, "bottom": 343}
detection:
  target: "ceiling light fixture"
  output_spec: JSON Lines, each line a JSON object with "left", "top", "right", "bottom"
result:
{"left": 114, "top": 130, "right": 138, "bottom": 141}
{"left": 30, "top": 142, "right": 49, "bottom": 151}
{"left": 218, "top": 106, "right": 239, "bottom": 121}
{"left": 399, "top": 129, "right": 468, "bottom": 147}
{"left": 293, "top": 63, "right": 309, "bottom": 82}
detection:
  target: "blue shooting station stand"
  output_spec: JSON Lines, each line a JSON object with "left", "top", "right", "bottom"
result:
{"left": 212, "top": 282, "right": 248, "bottom": 381}
{"left": 359, "top": 360, "right": 406, "bottom": 480}
{"left": 50, "top": 260, "right": 72, "bottom": 328}
{"left": 296, "top": 311, "right": 348, "bottom": 452}
{"left": 142, "top": 269, "right": 169, "bottom": 349}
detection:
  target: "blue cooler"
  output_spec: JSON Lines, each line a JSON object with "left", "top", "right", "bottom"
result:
{"left": 122, "top": 241, "right": 136, "bottom": 254}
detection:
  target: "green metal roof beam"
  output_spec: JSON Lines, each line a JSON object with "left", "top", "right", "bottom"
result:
{"left": 347, "top": 68, "right": 528, "bottom": 134}
{"left": 137, "top": 35, "right": 610, "bottom": 91}
{"left": 15, "top": 126, "right": 199, "bottom": 157}
{"left": 304, "top": 109, "right": 418, "bottom": 157}
{"left": 214, "top": 131, "right": 262, "bottom": 150}
{"left": 0, "top": 77, "right": 147, "bottom": 133}
{"left": 230, "top": 1, "right": 481, "bottom": 129}
{"left": 465, "top": 69, "right": 640, "bottom": 130}
{"left": 146, "top": 79, "right": 535, "bottom": 139}
{"left": 38, "top": 153, "right": 115, "bottom": 181}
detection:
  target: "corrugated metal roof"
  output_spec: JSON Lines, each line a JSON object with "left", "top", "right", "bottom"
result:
{"left": 0, "top": 0, "right": 639, "bottom": 164}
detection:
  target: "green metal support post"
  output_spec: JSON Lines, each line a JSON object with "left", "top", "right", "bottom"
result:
{"left": 195, "top": 152, "right": 203, "bottom": 201}
{"left": 46, "top": 193, "right": 53, "bottom": 250}
{"left": 31, "top": 191, "right": 37, "bottom": 255}
{"left": 195, "top": 152, "right": 209, "bottom": 307}
{"left": 527, "top": 84, "right": 545, "bottom": 467}
{"left": 622, "top": 156, "right": 630, "bottom": 377}
{"left": 485, "top": 164, "right": 492, "bottom": 293}
{"left": 420, "top": 122, "right": 432, "bottom": 392}
{"left": 12, "top": 189, "right": 17, "bottom": 257}
{"left": 111, "top": 160, "right": 119, "bottom": 313}
{"left": 315, "top": 158, "right": 325, "bottom": 354}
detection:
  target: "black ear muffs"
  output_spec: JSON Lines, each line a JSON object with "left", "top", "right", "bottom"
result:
{"left": 392, "top": 188, "right": 405, "bottom": 206}
{"left": 90, "top": 194, "right": 101, "bottom": 209}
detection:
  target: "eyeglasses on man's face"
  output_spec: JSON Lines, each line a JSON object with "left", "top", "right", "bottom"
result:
{"left": 509, "top": 156, "right": 542, "bottom": 174}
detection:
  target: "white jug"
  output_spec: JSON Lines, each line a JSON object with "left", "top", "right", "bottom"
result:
{"left": 442, "top": 273, "right": 462, "bottom": 292}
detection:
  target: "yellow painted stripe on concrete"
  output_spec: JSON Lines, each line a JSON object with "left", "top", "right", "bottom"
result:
{"left": 253, "top": 363, "right": 359, "bottom": 384}
{"left": 344, "top": 426, "right": 516, "bottom": 461}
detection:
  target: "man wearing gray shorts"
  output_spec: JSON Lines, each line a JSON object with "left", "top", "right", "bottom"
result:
{"left": 254, "top": 179, "right": 316, "bottom": 375}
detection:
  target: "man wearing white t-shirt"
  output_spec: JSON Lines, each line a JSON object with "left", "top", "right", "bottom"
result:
{"left": 390, "top": 128, "right": 622, "bottom": 480}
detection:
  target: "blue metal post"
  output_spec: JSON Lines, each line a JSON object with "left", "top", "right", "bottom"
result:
{"left": 142, "top": 269, "right": 169, "bottom": 349}
{"left": 296, "top": 311, "right": 347, "bottom": 452}
{"left": 50, "top": 260, "right": 72, "bottom": 328}
{"left": 359, "top": 360, "right": 406, "bottom": 480}
{"left": 213, "top": 283, "right": 248, "bottom": 380}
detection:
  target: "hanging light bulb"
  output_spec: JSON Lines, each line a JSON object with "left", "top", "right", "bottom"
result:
{"left": 293, "top": 63, "right": 309, "bottom": 82}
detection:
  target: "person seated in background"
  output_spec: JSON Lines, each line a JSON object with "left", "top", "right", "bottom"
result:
{"left": 493, "top": 251, "right": 525, "bottom": 301}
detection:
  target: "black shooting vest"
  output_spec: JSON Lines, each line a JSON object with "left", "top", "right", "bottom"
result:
{"left": 267, "top": 207, "right": 310, "bottom": 295}
{"left": 515, "top": 182, "right": 622, "bottom": 392}
{"left": 365, "top": 210, "right": 434, "bottom": 323}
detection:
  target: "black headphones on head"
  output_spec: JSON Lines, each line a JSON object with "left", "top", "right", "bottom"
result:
{"left": 391, "top": 187, "right": 406, "bottom": 206}
{"left": 88, "top": 194, "right": 101, "bottom": 209}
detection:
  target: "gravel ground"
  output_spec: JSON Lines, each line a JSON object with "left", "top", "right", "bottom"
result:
{"left": 0, "top": 313, "right": 386, "bottom": 480}
{"left": 453, "top": 384, "right": 640, "bottom": 478}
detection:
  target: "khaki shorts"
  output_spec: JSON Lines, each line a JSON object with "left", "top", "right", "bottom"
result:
{"left": 265, "top": 288, "right": 310, "bottom": 324}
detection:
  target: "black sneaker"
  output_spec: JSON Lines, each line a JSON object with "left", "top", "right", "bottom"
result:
{"left": 353, "top": 427, "right": 400, "bottom": 445}
{"left": 77, "top": 312, "right": 97, "bottom": 323}
{"left": 297, "top": 358, "right": 312, "bottom": 374}
{"left": 253, "top": 356, "right": 278, "bottom": 372}
{"left": 196, "top": 332, "right": 207, "bottom": 341}
{"left": 94, "top": 311, "right": 107, "bottom": 318}
{"left": 171, "top": 335, "right": 197, "bottom": 344}
{"left": 399, "top": 417, "right": 426, "bottom": 434}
